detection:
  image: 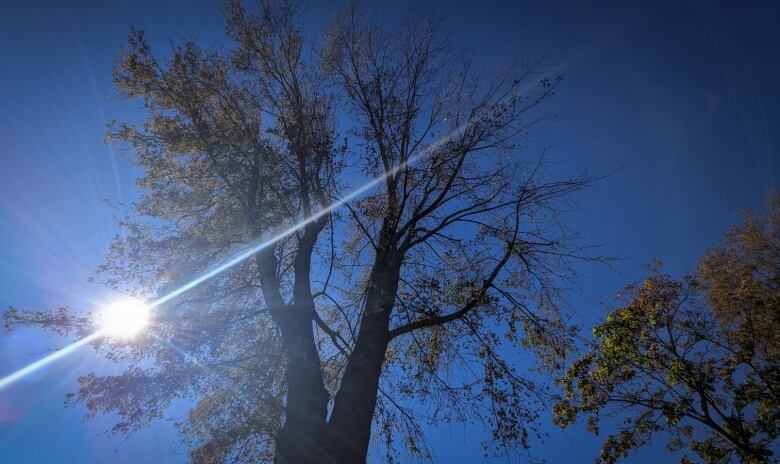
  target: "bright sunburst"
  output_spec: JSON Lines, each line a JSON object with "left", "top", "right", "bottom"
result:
{"left": 98, "top": 297, "right": 150, "bottom": 339}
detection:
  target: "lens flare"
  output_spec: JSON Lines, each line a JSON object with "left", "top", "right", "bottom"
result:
{"left": 0, "top": 147, "right": 425, "bottom": 391}
{"left": 0, "top": 107, "right": 480, "bottom": 391}
{"left": 0, "top": 332, "right": 101, "bottom": 391}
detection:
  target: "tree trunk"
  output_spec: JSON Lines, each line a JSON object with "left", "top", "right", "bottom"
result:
{"left": 273, "top": 222, "right": 334, "bottom": 463}
{"left": 271, "top": 222, "right": 402, "bottom": 464}
{"left": 273, "top": 307, "right": 331, "bottom": 464}
{"left": 325, "top": 253, "right": 400, "bottom": 463}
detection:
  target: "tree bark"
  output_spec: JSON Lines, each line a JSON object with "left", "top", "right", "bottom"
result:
{"left": 273, "top": 306, "right": 331, "bottom": 464}
{"left": 269, "top": 211, "right": 402, "bottom": 464}
{"left": 274, "top": 224, "right": 332, "bottom": 464}
{"left": 325, "top": 251, "right": 401, "bottom": 463}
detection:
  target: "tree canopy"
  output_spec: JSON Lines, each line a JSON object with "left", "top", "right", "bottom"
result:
{"left": 5, "top": 1, "right": 594, "bottom": 463}
{"left": 554, "top": 194, "right": 780, "bottom": 464}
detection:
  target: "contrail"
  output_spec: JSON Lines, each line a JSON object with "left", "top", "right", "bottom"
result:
{"left": 0, "top": 124, "right": 452, "bottom": 392}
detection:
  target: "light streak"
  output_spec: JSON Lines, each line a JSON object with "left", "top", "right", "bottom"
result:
{"left": 2, "top": 63, "right": 544, "bottom": 391}
{"left": 0, "top": 134, "right": 443, "bottom": 391}
{"left": 0, "top": 45, "right": 565, "bottom": 392}
{"left": 146, "top": 156, "right": 411, "bottom": 310}
{"left": 0, "top": 332, "right": 102, "bottom": 390}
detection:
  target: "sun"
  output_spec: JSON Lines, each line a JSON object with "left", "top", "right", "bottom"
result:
{"left": 98, "top": 297, "right": 151, "bottom": 339}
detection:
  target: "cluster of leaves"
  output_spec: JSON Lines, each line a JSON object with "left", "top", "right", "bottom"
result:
{"left": 555, "top": 194, "right": 780, "bottom": 463}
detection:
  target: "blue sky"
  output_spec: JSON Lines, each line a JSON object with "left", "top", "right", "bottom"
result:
{"left": 0, "top": 0, "right": 778, "bottom": 462}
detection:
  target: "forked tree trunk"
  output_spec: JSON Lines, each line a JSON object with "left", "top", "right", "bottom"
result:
{"left": 274, "top": 310, "right": 391, "bottom": 464}
{"left": 274, "top": 250, "right": 400, "bottom": 464}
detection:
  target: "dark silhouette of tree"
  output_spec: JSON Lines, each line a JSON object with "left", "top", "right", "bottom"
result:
{"left": 554, "top": 194, "right": 780, "bottom": 464}
{"left": 6, "top": 1, "right": 595, "bottom": 462}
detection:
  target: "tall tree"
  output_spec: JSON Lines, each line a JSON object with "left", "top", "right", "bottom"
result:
{"left": 554, "top": 194, "right": 780, "bottom": 464}
{"left": 6, "top": 2, "right": 593, "bottom": 462}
